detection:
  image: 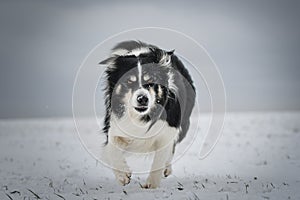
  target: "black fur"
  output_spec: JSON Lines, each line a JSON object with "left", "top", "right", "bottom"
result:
{"left": 100, "top": 41, "right": 195, "bottom": 145}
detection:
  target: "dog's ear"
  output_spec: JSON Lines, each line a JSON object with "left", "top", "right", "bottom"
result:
{"left": 167, "top": 49, "right": 175, "bottom": 55}
{"left": 99, "top": 57, "right": 115, "bottom": 65}
{"left": 159, "top": 49, "right": 175, "bottom": 66}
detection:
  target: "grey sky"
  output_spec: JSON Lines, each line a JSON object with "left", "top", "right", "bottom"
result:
{"left": 0, "top": 0, "right": 300, "bottom": 118}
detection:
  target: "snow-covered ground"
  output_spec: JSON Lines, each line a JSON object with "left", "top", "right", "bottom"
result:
{"left": 0, "top": 112, "right": 300, "bottom": 200}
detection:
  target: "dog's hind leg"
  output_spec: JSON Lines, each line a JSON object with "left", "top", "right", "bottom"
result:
{"left": 105, "top": 137, "right": 132, "bottom": 186}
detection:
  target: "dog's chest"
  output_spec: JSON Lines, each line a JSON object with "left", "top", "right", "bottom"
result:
{"left": 109, "top": 114, "right": 179, "bottom": 153}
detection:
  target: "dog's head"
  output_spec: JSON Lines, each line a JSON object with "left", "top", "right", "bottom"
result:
{"left": 100, "top": 41, "right": 178, "bottom": 122}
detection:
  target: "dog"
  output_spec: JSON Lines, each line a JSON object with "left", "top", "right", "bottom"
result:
{"left": 100, "top": 40, "right": 195, "bottom": 188}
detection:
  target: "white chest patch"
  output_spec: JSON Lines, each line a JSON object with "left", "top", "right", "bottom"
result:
{"left": 109, "top": 113, "right": 179, "bottom": 153}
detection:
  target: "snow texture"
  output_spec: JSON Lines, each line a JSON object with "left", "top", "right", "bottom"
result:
{"left": 0, "top": 112, "right": 300, "bottom": 199}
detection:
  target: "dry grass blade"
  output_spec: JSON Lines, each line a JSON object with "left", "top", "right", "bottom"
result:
{"left": 5, "top": 193, "right": 13, "bottom": 200}
{"left": 10, "top": 191, "right": 21, "bottom": 195}
{"left": 54, "top": 192, "right": 66, "bottom": 200}
{"left": 27, "top": 189, "right": 41, "bottom": 199}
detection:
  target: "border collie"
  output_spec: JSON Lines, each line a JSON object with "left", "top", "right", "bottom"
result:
{"left": 100, "top": 40, "right": 195, "bottom": 188}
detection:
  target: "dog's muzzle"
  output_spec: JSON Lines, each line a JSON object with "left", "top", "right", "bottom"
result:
{"left": 135, "top": 94, "right": 148, "bottom": 112}
{"left": 133, "top": 88, "right": 151, "bottom": 113}
{"left": 137, "top": 94, "right": 148, "bottom": 106}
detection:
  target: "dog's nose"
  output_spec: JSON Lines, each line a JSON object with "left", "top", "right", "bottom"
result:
{"left": 137, "top": 94, "right": 148, "bottom": 106}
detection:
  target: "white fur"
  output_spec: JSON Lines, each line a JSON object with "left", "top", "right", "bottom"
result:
{"left": 137, "top": 61, "right": 142, "bottom": 87}
{"left": 115, "top": 84, "right": 122, "bottom": 94}
{"left": 158, "top": 85, "right": 163, "bottom": 98}
{"left": 112, "top": 47, "right": 150, "bottom": 57}
{"left": 106, "top": 111, "right": 179, "bottom": 188}
{"left": 143, "top": 74, "right": 150, "bottom": 81}
{"left": 159, "top": 53, "right": 172, "bottom": 67}
{"left": 129, "top": 75, "right": 137, "bottom": 82}
{"left": 112, "top": 48, "right": 129, "bottom": 56}
{"left": 167, "top": 71, "right": 178, "bottom": 94}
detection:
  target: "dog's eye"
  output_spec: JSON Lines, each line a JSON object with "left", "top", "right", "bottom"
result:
{"left": 147, "top": 78, "right": 153, "bottom": 83}
{"left": 127, "top": 75, "right": 136, "bottom": 84}
{"left": 143, "top": 74, "right": 150, "bottom": 81}
{"left": 147, "top": 77, "right": 157, "bottom": 83}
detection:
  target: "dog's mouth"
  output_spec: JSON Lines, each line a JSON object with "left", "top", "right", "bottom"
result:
{"left": 134, "top": 106, "right": 148, "bottom": 113}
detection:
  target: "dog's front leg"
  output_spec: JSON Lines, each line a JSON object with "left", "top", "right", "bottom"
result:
{"left": 105, "top": 136, "right": 132, "bottom": 186}
{"left": 164, "top": 143, "right": 175, "bottom": 177}
{"left": 143, "top": 142, "right": 174, "bottom": 189}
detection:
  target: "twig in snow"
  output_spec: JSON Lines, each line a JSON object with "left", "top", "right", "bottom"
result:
{"left": 63, "top": 179, "right": 69, "bottom": 184}
{"left": 27, "top": 189, "right": 41, "bottom": 199}
{"left": 72, "top": 193, "right": 80, "bottom": 196}
{"left": 192, "top": 192, "right": 200, "bottom": 200}
{"left": 54, "top": 193, "right": 66, "bottom": 200}
{"left": 5, "top": 193, "right": 13, "bottom": 200}
{"left": 79, "top": 188, "right": 85, "bottom": 194}
{"left": 10, "top": 191, "right": 21, "bottom": 195}
{"left": 138, "top": 182, "right": 143, "bottom": 188}
{"left": 177, "top": 181, "right": 184, "bottom": 191}
{"left": 227, "top": 181, "right": 238, "bottom": 184}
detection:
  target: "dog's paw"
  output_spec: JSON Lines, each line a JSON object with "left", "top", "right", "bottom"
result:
{"left": 141, "top": 183, "right": 152, "bottom": 189}
{"left": 141, "top": 175, "right": 160, "bottom": 189}
{"left": 114, "top": 171, "right": 132, "bottom": 186}
{"left": 163, "top": 166, "right": 172, "bottom": 177}
{"left": 141, "top": 182, "right": 157, "bottom": 189}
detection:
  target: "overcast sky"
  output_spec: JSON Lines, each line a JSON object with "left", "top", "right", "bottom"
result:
{"left": 0, "top": 0, "right": 300, "bottom": 118}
